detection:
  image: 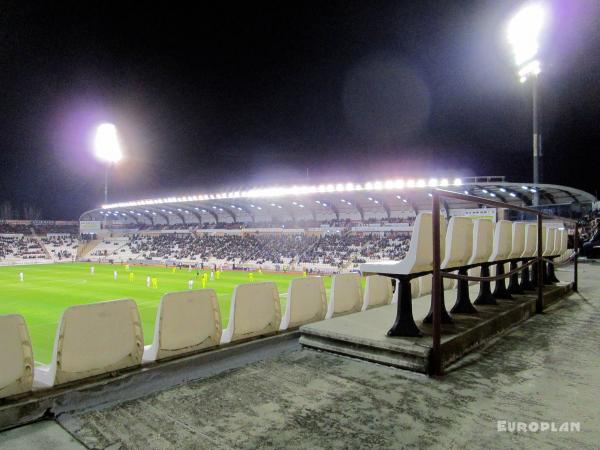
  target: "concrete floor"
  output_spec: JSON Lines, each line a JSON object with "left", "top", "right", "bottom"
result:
{"left": 4, "top": 263, "right": 600, "bottom": 449}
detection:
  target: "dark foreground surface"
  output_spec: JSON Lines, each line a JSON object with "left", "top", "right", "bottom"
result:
{"left": 1, "top": 263, "right": 599, "bottom": 449}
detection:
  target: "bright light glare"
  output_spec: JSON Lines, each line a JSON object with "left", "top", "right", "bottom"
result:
{"left": 518, "top": 59, "right": 541, "bottom": 82}
{"left": 94, "top": 123, "right": 122, "bottom": 163}
{"left": 507, "top": 3, "right": 546, "bottom": 67}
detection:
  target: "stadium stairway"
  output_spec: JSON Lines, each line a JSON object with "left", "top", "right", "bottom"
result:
{"left": 76, "top": 239, "right": 100, "bottom": 259}
{"left": 34, "top": 236, "right": 52, "bottom": 260}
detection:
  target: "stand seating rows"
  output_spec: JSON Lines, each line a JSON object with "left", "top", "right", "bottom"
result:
{"left": 0, "top": 273, "right": 395, "bottom": 399}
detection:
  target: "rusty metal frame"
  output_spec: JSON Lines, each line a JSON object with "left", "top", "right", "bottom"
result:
{"left": 430, "top": 189, "right": 579, "bottom": 376}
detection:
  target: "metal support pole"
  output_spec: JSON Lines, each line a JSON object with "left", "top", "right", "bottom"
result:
{"left": 532, "top": 75, "right": 542, "bottom": 206}
{"left": 431, "top": 194, "right": 442, "bottom": 376}
{"left": 574, "top": 224, "right": 579, "bottom": 292}
{"left": 104, "top": 163, "right": 109, "bottom": 204}
{"left": 536, "top": 214, "right": 544, "bottom": 313}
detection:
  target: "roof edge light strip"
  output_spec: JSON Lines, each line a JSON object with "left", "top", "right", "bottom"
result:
{"left": 101, "top": 177, "right": 463, "bottom": 209}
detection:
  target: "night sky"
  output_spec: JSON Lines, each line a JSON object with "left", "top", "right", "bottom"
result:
{"left": 1, "top": 0, "right": 599, "bottom": 219}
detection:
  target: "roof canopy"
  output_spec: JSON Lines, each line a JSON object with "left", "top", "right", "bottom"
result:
{"left": 80, "top": 179, "right": 596, "bottom": 225}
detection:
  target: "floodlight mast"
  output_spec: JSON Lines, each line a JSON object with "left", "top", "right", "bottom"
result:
{"left": 507, "top": 3, "right": 546, "bottom": 206}
{"left": 94, "top": 123, "right": 122, "bottom": 204}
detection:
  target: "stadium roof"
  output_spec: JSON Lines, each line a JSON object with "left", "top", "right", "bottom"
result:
{"left": 80, "top": 176, "right": 596, "bottom": 225}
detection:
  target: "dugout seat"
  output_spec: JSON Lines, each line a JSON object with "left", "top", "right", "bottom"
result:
{"left": 559, "top": 229, "right": 569, "bottom": 262}
{"left": 362, "top": 275, "right": 393, "bottom": 311}
{"left": 546, "top": 227, "right": 561, "bottom": 282}
{"left": 0, "top": 314, "right": 34, "bottom": 399}
{"left": 507, "top": 222, "right": 526, "bottom": 294}
{"left": 422, "top": 216, "right": 473, "bottom": 321}
{"left": 442, "top": 217, "right": 475, "bottom": 315}
{"left": 34, "top": 299, "right": 144, "bottom": 387}
{"left": 542, "top": 227, "right": 556, "bottom": 284}
{"left": 360, "top": 212, "right": 446, "bottom": 336}
{"left": 220, "top": 282, "right": 281, "bottom": 344}
{"left": 519, "top": 223, "right": 538, "bottom": 290}
{"left": 280, "top": 277, "right": 327, "bottom": 330}
{"left": 489, "top": 220, "right": 513, "bottom": 299}
{"left": 143, "top": 289, "right": 222, "bottom": 363}
{"left": 326, "top": 272, "right": 363, "bottom": 319}
{"left": 468, "top": 219, "right": 496, "bottom": 305}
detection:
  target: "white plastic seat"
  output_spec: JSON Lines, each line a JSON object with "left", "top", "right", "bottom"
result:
{"left": 360, "top": 212, "right": 446, "bottom": 337}
{"left": 362, "top": 275, "right": 393, "bottom": 311}
{"left": 559, "top": 229, "right": 569, "bottom": 262}
{"left": 543, "top": 227, "right": 556, "bottom": 258}
{"left": 489, "top": 220, "right": 513, "bottom": 297}
{"left": 442, "top": 217, "right": 476, "bottom": 314}
{"left": 280, "top": 277, "right": 327, "bottom": 330}
{"left": 553, "top": 228, "right": 562, "bottom": 258}
{"left": 326, "top": 272, "right": 363, "bottom": 319}
{"left": 506, "top": 222, "right": 526, "bottom": 293}
{"left": 220, "top": 282, "right": 281, "bottom": 344}
{"left": 489, "top": 220, "right": 513, "bottom": 263}
{"left": 360, "top": 212, "right": 446, "bottom": 276}
{"left": 35, "top": 299, "right": 144, "bottom": 387}
{"left": 0, "top": 314, "right": 33, "bottom": 399}
{"left": 143, "top": 289, "right": 221, "bottom": 362}
{"left": 521, "top": 223, "right": 538, "bottom": 259}
{"left": 508, "top": 222, "right": 526, "bottom": 260}
{"left": 419, "top": 216, "right": 471, "bottom": 295}
{"left": 442, "top": 216, "right": 473, "bottom": 289}
{"left": 467, "top": 219, "right": 494, "bottom": 285}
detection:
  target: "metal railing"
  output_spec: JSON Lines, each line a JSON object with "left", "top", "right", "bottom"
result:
{"left": 430, "top": 189, "right": 579, "bottom": 376}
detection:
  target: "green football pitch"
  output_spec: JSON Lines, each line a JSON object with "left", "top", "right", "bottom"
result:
{"left": 0, "top": 262, "right": 334, "bottom": 364}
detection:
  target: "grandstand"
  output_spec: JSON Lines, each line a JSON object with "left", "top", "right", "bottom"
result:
{"left": 0, "top": 220, "right": 79, "bottom": 265}
{"left": 75, "top": 177, "right": 594, "bottom": 272}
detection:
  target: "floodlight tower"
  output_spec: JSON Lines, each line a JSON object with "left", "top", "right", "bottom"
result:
{"left": 507, "top": 2, "right": 546, "bottom": 206}
{"left": 94, "top": 123, "right": 123, "bottom": 204}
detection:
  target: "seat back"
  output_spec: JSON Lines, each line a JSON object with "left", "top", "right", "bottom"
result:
{"left": 221, "top": 282, "right": 281, "bottom": 344}
{"left": 50, "top": 299, "right": 143, "bottom": 385}
{"left": 326, "top": 272, "right": 363, "bottom": 318}
{"left": 543, "top": 227, "right": 555, "bottom": 257}
{"left": 521, "top": 223, "right": 538, "bottom": 258}
{"left": 560, "top": 229, "right": 569, "bottom": 256}
{"left": 148, "top": 290, "right": 221, "bottom": 361}
{"left": 540, "top": 226, "right": 547, "bottom": 256}
{"left": 468, "top": 219, "right": 494, "bottom": 265}
{"left": 0, "top": 314, "right": 33, "bottom": 399}
{"left": 362, "top": 275, "right": 393, "bottom": 310}
{"left": 403, "top": 212, "right": 447, "bottom": 274}
{"left": 553, "top": 228, "right": 562, "bottom": 257}
{"left": 508, "top": 222, "right": 526, "bottom": 259}
{"left": 280, "top": 277, "right": 327, "bottom": 329}
{"left": 441, "top": 217, "right": 473, "bottom": 269}
{"left": 489, "top": 220, "right": 512, "bottom": 262}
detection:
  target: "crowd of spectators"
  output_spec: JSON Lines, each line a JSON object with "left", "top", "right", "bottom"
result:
{"left": 112, "top": 231, "right": 411, "bottom": 268}
{"left": 0, "top": 236, "right": 46, "bottom": 259}
{"left": 0, "top": 224, "right": 32, "bottom": 234}
{"left": 41, "top": 236, "right": 78, "bottom": 260}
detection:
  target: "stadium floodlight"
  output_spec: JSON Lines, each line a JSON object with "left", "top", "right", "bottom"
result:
{"left": 507, "top": 3, "right": 547, "bottom": 205}
{"left": 94, "top": 123, "right": 123, "bottom": 204}
{"left": 507, "top": 3, "right": 545, "bottom": 68}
